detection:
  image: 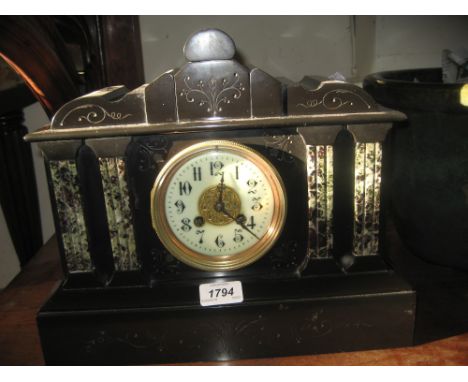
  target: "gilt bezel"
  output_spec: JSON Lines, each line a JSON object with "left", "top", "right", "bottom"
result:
{"left": 150, "top": 140, "right": 287, "bottom": 271}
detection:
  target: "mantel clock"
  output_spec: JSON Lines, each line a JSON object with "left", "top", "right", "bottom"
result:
{"left": 26, "top": 29, "right": 415, "bottom": 365}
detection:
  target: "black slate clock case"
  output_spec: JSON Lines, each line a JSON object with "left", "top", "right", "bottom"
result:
{"left": 26, "top": 29, "right": 415, "bottom": 365}
{"left": 128, "top": 130, "right": 307, "bottom": 279}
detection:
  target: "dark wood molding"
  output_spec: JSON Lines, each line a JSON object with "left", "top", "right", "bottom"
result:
{"left": 100, "top": 16, "right": 145, "bottom": 90}
{"left": 0, "top": 16, "right": 81, "bottom": 116}
{"left": 0, "top": 16, "right": 145, "bottom": 115}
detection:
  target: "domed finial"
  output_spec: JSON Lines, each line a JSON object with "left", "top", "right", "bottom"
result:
{"left": 183, "top": 29, "right": 236, "bottom": 62}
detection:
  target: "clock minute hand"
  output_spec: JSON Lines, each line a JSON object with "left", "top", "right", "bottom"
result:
{"left": 221, "top": 208, "right": 261, "bottom": 241}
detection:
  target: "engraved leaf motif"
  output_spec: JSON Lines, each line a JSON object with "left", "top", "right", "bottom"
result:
{"left": 179, "top": 73, "right": 245, "bottom": 116}
{"left": 263, "top": 133, "right": 295, "bottom": 163}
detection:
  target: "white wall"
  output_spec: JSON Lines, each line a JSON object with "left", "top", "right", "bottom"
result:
{"left": 371, "top": 16, "right": 468, "bottom": 73}
{"left": 140, "top": 16, "right": 468, "bottom": 83}
{"left": 25, "top": 102, "right": 54, "bottom": 243}
{"left": 140, "top": 16, "right": 355, "bottom": 83}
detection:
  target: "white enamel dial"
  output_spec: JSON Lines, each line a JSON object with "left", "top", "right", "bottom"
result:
{"left": 151, "top": 140, "right": 286, "bottom": 271}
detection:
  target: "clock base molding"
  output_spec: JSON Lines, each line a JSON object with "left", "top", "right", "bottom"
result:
{"left": 37, "top": 272, "right": 415, "bottom": 365}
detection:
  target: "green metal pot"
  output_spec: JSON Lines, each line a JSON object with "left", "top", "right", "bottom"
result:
{"left": 364, "top": 68, "right": 468, "bottom": 270}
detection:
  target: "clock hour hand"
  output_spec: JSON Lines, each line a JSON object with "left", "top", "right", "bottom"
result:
{"left": 220, "top": 208, "right": 260, "bottom": 241}
{"left": 215, "top": 172, "right": 226, "bottom": 213}
{"left": 217, "top": 172, "right": 225, "bottom": 203}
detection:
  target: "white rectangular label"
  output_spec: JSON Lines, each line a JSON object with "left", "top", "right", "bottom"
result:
{"left": 199, "top": 281, "right": 244, "bottom": 307}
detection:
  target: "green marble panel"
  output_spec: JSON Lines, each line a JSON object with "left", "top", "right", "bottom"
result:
{"left": 99, "top": 157, "right": 139, "bottom": 271}
{"left": 353, "top": 142, "right": 382, "bottom": 256}
{"left": 49, "top": 160, "right": 92, "bottom": 272}
{"left": 307, "top": 145, "right": 334, "bottom": 258}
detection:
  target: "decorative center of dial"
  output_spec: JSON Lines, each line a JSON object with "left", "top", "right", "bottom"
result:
{"left": 198, "top": 185, "right": 241, "bottom": 226}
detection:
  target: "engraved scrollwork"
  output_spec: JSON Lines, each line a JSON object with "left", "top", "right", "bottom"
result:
{"left": 137, "top": 136, "right": 169, "bottom": 172}
{"left": 83, "top": 329, "right": 167, "bottom": 354}
{"left": 269, "top": 240, "right": 299, "bottom": 270}
{"left": 296, "top": 89, "right": 372, "bottom": 111}
{"left": 179, "top": 73, "right": 246, "bottom": 116}
{"left": 290, "top": 309, "right": 332, "bottom": 344}
{"left": 199, "top": 315, "right": 264, "bottom": 356}
{"left": 151, "top": 248, "right": 182, "bottom": 276}
{"left": 59, "top": 104, "right": 132, "bottom": 126}
{"left": 263, "top": 133, "right": 296, "bottom": 163}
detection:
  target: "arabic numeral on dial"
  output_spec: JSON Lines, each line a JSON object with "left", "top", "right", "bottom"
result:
{"left": 179, "top": 181, "right": 192, "bottom": 195}
{"left": 233, "top": 228, "right": 244, "bottom": 243}
{"left": 251, "top": 197, "right": 263, "bottom": 211}
{"left": 181, "top": 218, "right": 192, "bottom": 232}
{"left": 246, "top": 216, "right": 256, "bottom": 229}
{"left": 210, "top": 161, "right": 224, "bottom": 176}
{"left": 215, "top": 234, "right": 225, "bottom": 248}
{"left": 196, "top": 229, "right": 205, "bottom": 244}
{"left": 174, "top": 200, "right": 186, "bottom": 214}
{"left": 247, "top": 179, "right": 257, "bottom": 194}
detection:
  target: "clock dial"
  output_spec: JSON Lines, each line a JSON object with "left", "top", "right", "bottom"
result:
{"left": 151, "top": 140, "right": 286, "bottom": 271}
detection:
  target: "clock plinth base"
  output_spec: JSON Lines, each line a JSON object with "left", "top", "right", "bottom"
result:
{"left": 37, "top": 272, "right": 415, "bottom": 365}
